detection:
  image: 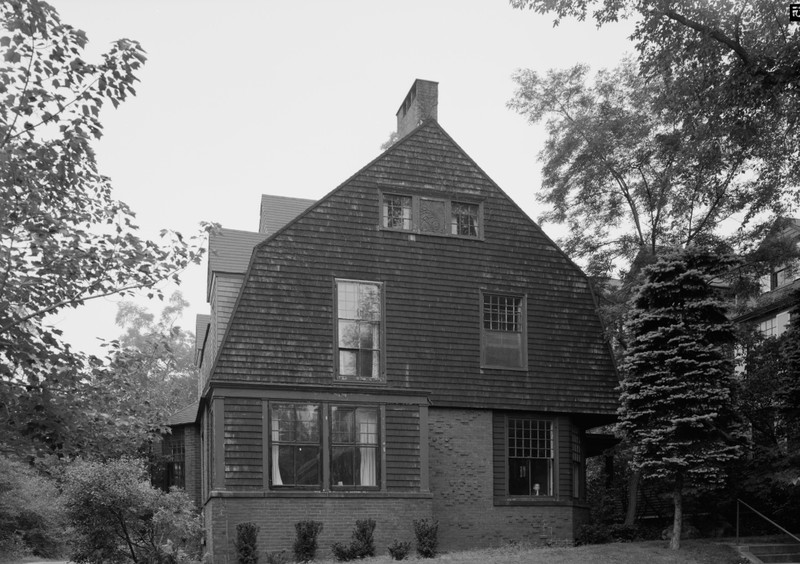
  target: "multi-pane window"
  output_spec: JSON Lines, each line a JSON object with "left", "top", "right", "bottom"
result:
{"left": 270, "top": 404, "right": 320, "bottom": 487}
{"left": 507, "top": 418, "right": 553, "bottom": 496}
{"left": 760, "top": 317, "right": 777, "bottom": 338}
{"left": 336, "top": 280, "right": 382, "bottom": 380}
{"left": 482, "top": 293, "right": 526, "bottom": 369}
{"left": 379, "top": 192, "right": 481, "bottom": 238}
{"left": 571, "top": 428, "right": 582, "bottom": 499}
{"left": 331, "top": 406, "right": 379, "bottom": 487}
{"left": 167, "top": 427, "right": 185, "bottom": 489}
{"left": 451, "top": 202, "right": 479, "bottom": 236}
{"left": 383, "top": 194, "right": 412, "bottom": 230}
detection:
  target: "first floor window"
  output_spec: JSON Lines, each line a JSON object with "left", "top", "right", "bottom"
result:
{"left": 271, "top": 403, "right": 320, "bottom": 487}
{"left": 331, "top": 406, "right": 379, "bottom": 487}
{"left": 508, "top": 418, "right": 553, "bottom": 496}
{"left": 269, "top": 402, "right": 380, "bottom": 489}
{"left": 167, "top": 427, "right": 185, "bottom": 489}
{"left": 571, "top": 427, "right": 582, "bottom": 499}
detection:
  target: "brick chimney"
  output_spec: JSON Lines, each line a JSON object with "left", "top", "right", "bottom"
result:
{"left": 396, "top": 79, "right": 438, "bottom": 139}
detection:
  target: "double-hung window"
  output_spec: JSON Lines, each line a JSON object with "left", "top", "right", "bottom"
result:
{"left": 481, "top": 293, "right": 527, "bottom": 369}
{"left": 269, "top": 403, "right": 380, "bottom": 490}
{"left": 336, "top": 280, "right": 383, "bottom": 381}
{"left": 572, "top": 427, "right": 583, "bottom": 499}
{"left": 380, "top": 192, "right": 482, "bottom": 239}
{"left": 331, "top": 406, "right": 379, "bottom": 488}
{"left": 507, "top": 418, "right": 553, "bottom": 496}
{"left": 270, "top": 403, "right": 321, "bottom": 487}
{"left": 166, "top": 427, "right": 185, "bottom": 489}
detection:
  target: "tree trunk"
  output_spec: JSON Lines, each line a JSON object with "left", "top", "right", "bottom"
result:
{"left": 670, "top": 474, "right": 683, "bottom": 550}
{"left": 624, "top": 469, "right": 640, "bottom": 526}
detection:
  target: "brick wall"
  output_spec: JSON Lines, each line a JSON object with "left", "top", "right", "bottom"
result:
{"left": 428, "top": 407, "right": 585, "bottom": 549}
{"left": 204, "top": 495, "right": 432, "bottom": 562}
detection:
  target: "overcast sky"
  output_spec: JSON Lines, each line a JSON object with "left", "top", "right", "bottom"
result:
{"left": 45, "top": 0, "right": 635, "bottom": 355}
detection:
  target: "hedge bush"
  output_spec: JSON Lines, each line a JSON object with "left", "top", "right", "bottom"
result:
{"left": 294, "top": 520, "right": 323, "bottom": 562}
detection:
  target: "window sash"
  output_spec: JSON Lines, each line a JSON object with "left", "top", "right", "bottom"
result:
{"left": 481, "top": 293, "right": 526, "bottom": 369}
{"left": 507, "top": 418, "right": 553, "bottom": 496}
{"left": 330, "top": 406, "right": 379, "bottom": 488}
{"left": 336, "top": 280, "right": 383, "bottom": 381}
{"left": 270, "top": 403, "right": 321, "bottom": 487}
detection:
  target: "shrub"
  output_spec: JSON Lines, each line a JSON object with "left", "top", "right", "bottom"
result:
{"left": 0, "top": 455, "right": 67, "bottom": 560}
{"left": 61, "top": 457, "right": 203, "bottom": 564}
{"left": 265, "top": 550, "right": 290, "bottom": 564}
{"left": 331, "top": 519, "right": 376, "bottom": 561}
{"left": 294, "top": 520, "right": 323, "bottom": 562}
{"left": 413, "top": 518, "right": 438, "bottom": 558}
{"left": 235, "top": 522, "right": 260, "bottom": 564}
{"left": 387, "top": 539, "right": 411, "bottom": 560}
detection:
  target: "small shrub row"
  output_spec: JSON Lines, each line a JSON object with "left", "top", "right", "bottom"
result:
{"left": 331, "top": 519, "right": 376, "bottom": 561}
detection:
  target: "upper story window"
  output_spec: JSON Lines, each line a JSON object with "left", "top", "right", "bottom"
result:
{"left": 508, "top": 418, "right": 553, "bottom": 496}
{"left": 380, "top": 191, "right": 482, "bottom": 239}
{"left": 481, "top": 292, "right": 527, "bottom": 370}
{"left": 336, "top": 280, "right": 383, "bottom": 381}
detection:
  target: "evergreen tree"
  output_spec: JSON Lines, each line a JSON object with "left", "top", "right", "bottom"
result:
{"left": 619, "top": 249, "right": 742, "bottom": 549}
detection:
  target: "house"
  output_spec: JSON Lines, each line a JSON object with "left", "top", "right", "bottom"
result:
{"left": 173, "top": 79, "right": 619, "bottom": 560}
{"left": 735, "top": 218, "right": 800, "bottom": 338}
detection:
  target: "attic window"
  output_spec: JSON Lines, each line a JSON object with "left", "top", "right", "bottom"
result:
{"left": 379, "top": 191, "right": 482, "bottom": 239}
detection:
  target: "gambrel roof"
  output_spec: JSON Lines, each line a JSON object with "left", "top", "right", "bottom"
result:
{"left": 206, "top": 119, "right": 619, "bottom": 421}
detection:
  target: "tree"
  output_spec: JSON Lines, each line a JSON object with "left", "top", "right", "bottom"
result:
{"left": 510, "top": 0, "right": 800, "bottom": 220}
{"left": 509, "top": 58, "right": 776, "bottom": 279}
{"left": 0, "top": 1, "right": 208, "bottom": 458}
{"left": 105, "top": 292, "right": 199, "bottom": 425}
{"left": 618, "top": 249, "right": 743, "bottom": 549}
{"left": 61, "top": 457, "right": 203, "bottom": 564}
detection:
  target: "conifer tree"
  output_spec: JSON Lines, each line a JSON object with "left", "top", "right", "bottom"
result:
{"left": 619, "top": 249, "right": 742, "bottom": 549}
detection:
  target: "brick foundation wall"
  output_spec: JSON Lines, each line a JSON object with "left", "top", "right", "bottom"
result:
{"left": 204, "top": 495, "right": 432, "bottom": 562}
{"left": 428, "top": 408, "right": 584, "bottom": 549}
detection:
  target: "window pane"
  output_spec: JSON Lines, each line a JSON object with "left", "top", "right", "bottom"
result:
{"left": 278, "top": 445, "right": 296, "bottom": 484}
{"left": 339, "top": 350, "right": 356, "bottom": 376}
{"left": 508, "top": 458, "right": 529, "bottom": 495}
{"left": 331, "top": 446, "right": 355, "bottom": 486}
{"left": 359, "top": 285, "right": 381, "bottom": 321}
{"left": 337, "top": 281, "right": 358, "bottom": 318}
{"left": 484, "top": 331, "right": 524, "bottom": 367}
{"left": 358, "top": 350, "right": 378, "bottom": 378}
{"left": 332, "top": 407, "right": 355, "bottom": 443}
{"left": 359, "top": 322, "right": 378, "bottom": 349}
{"left": 339, "top": 320, "right": 359, "bottom": 348}
{"left": 296, "top": 446, "right": 320, "bottom": 486}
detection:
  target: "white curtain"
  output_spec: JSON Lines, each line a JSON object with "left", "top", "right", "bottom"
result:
{"left": 271, "top": 418, "right": 283, "bottom": 486}
{"left": 357, "top": 409, "right": 377, "bottom": 486}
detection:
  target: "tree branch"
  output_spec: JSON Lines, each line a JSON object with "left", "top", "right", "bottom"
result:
{"left": 659, "top": 7, "right": 752, "bottom": 67}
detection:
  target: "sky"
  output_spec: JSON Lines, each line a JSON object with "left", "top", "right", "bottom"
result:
{"left": 45, "top": 0, "right": 635, "bottom": 355}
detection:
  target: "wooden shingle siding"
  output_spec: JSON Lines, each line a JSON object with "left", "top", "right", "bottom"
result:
{"left": 385, "top": 406, "right": 421, "bottom": 490}
{"left": 212, "top": 274, "right": 243, "bottom": 360}
{"left": 212, "top": 122, "right": 617, "bottom": 418}
{"left": 224, "top": 398, "right": 263, "bottom": 490}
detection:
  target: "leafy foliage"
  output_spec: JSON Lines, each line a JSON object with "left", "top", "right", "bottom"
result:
{"left": 0, "top": 455, "right": 67, "bottom": 559}
{"left": 293, "top": 520, "right": 323, "bottom": 562}
{"left": 509, "top": 58, "right": 771, "bottom": 278}
{"left": 618, "top": 249, "right": 743, "bottom": 548}
{"left": 509, "top": 0, "right": 800, "bottom": 209}
{"left": 235, "top": 522, "right": 259, "bottom": 564}
{"left": 331, "top": 519, "right": 376, "bottom": 561}
{"left": 0, "top": 0, "right": 209, "bottom": 459}
{"left": 412, "top": 518, "right": 438, "bottom": 558}
{"left": 61, "top": 457, "right": 203, "bottom": 564}
{"left": 387, "top": 539, "right": 411, "bottom": 561}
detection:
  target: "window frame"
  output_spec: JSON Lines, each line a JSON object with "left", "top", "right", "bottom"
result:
{"left": 506, "top": 417, "right": 555, "bottom": 498}
{"left": 378, "top": 190, "right": 484, "bottom": 240}
{"left": 329, "top": 404, "right": 381, "bottom": 490}
{"left": 166, "top": 426, "right": 186, "bottom": 490}
{"left": 480, "top": 291, "right": 528, "bottom": 370}
{"left": 334, "top": 279, "right": 385, "bottom": 383}
{"left": 268, "top": 402, "right": 322, "bottom": 489}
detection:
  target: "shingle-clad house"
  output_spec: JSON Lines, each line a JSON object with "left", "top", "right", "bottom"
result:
{"left": 181, "top": 80, "right": 618, "bottom": 560}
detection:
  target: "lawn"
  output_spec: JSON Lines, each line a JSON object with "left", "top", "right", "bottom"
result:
{"left": 308, "top": 540, "right": 748, "bottom": 564}
{"left": 5, "top": 539, "right": 748, "bottom": 564}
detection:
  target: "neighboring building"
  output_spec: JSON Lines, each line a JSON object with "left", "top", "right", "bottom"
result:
{"left": 172, "top": 80, "right": 618, "bottom": 560}
{"left": 735, "top": 218, "right": 800, "bottom": 338}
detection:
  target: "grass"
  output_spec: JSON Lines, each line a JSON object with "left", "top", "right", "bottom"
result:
{"left": 309, "top": 539, "right": 748, "bottom": 564}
